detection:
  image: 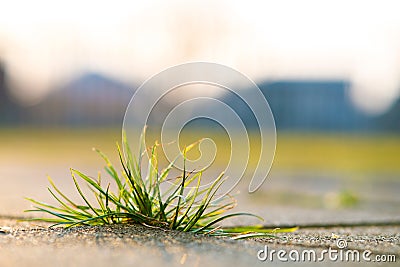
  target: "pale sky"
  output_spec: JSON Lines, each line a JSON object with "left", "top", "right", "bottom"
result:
{"left": 0, "top": 0, "right": 400, "bottom": 114}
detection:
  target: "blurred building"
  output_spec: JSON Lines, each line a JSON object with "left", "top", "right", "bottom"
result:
{"left": 0, "top": 61, "right": 19, "bottom": 124}
{"left": 0, "top": 67, "right": 398, "bottom": 132}
{"left": 260, "top": 81, "right": 375, "bottom": 131}
{"left": 23, "top": 73, "right": 134, "bottom": 126}
{"left": 218, "top": 80, "right": 377, "bottom": 131}
{"left": 378, "top": 98, "right": 400, "bottom": 131}
{"left": 0, "top": 62, "right": 6, "bottom": 106}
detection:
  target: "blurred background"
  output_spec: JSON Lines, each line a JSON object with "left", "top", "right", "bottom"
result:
{"left": 0, "top": 0, "right": 399, "bottom": 224}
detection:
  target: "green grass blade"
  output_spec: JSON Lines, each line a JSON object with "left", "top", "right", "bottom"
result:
{"left": 193, "top": 212, "right": 263, "bottom": 233}
{"left": 25, "top": 131, "right": 296, "bottom": 238}
{"left": 71, "top": 173, "right": 105, "bottom": 222}
{"left": 94, "top": 148, "right": 124, "bottom": 190}
{"left": 231, "top": 233, "right": 277, "bottom": 240}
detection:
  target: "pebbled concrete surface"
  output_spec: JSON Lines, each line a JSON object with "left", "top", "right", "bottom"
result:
{"left": 0, "top": 219, "right": 398, "bottom": 267}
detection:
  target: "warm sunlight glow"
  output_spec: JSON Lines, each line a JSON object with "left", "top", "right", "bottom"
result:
{"left": 0, "top": 0, "right": 399, "bottom": 113}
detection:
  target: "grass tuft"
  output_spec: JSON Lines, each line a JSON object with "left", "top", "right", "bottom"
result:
{"left": 25, "top": 128, "right": 296, "bottom": 239}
